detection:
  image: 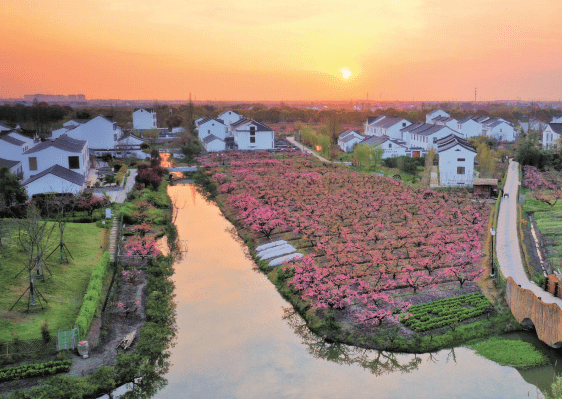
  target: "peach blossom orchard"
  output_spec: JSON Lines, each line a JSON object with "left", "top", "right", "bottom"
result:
{"left": 199, "top": 152, "right": 488, "bottom": 328}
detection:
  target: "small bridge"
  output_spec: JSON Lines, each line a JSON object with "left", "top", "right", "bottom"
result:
{"left": 506, "top": 277, "right": 562, "bottom": 347}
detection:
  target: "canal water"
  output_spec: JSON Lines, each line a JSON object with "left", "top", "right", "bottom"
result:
{"left": 154, "top": 185, "right": 562, "bottom": 399}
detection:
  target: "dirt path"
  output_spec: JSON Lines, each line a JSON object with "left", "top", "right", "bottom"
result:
{"left": 286, "top": 136, "right": 332, "bottom": 163}
{"left": 496, "top": 159, "right": 562, "bottom": 307}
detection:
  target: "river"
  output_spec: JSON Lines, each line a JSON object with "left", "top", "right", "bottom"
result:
{"left": 154, "top": 184, "right": 562, "bottom": 399}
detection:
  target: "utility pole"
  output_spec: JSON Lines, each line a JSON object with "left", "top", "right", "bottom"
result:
{"left": 475, "top": 87, "right": 477, "bottom": 103}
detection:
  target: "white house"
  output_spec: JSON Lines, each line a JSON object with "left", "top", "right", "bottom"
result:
{"left": 552, "top": 115, "right": 562, "bottom": 123}
{"left": 359, "top": 135, "right": 408, "bottom": 158}
{"left": 60, "top": 115, "right": 123, "bottom": 150}
{"left": 375, "top": 117, "right": 411, "bottom": 140}
{"left": 480, "top": 118, "right": 515, "bottom": 141}
{"left": 231, "top": 119, "right": 274, "bottom": 150}
{"left": 363, "top": 116, "right": 386, "bottom": 136}
{"left": 22, "top": 134, "right": 89, "bottom": 181}
{"left": 63, "top": 119, "right": 90, "bottom": 128}
{"left": 520, "top": 119, "right": 547, "bottom": 133}
{"left": 203, "top": 135, "right": 226, "bottom": 152}
{"left": 437, "top": 135, "right": 477, "bottom": 187}
{"left": 218, "top": 110, "right": 242, "bottom": 126}
{"left": 456, "top": 116, "right": 484, "bottom": 139}
{"left": 425, "top": 109, "right": 450, "bottom": 124}
{"left": 196, "top": 118, "right": 228, "bottom": 141}
{"left": 115, "top": 133, "right": 148, "bottom": 159}
{"left": 542, "top": 123, "right": 562, "bottom": 150}
{"left": 22, "top": 164, "right": 86, "bottom": 198}
{"left": 0, "top": 135, "right": 31, "bottom": 162}
{"left": 133, "top": 108, "right": 157, "bottom": 130}
{"left": 0, "top": 122, "right": 14, "bottom": 132}
{"left": 431, "top": 116, "right": 459, "bottom": 132}
{"left": 407, "top": 124, "right": 460, "bottom": 150}
{"left": 338, "top": 130, "right": 363, "bottom": 152}
{"left": 0, "top": 157, "right": 23, "bottom": 178}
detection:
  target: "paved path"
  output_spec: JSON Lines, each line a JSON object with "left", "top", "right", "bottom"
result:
{"left": 496, "top": 160, "right": 562, "bottom": 307}
{"left": 286, "top": 137, "right": 332, "bottom": 163}
{"left": 92, "top": 169, "right": 137, "bottom": 203}
{"left": 169, "top": 166, "right": 198, "bottom": 172}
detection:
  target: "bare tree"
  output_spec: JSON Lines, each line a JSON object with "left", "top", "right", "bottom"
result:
{"left": 45, "top": 193, "right": 77, "bottom": 262}
{"left": 11, "top": 203, "right": 56, "bottom": 311}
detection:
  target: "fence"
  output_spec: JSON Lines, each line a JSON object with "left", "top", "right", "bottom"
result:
{"left": 0, "top": 337, "right": 57, "bottom": 360}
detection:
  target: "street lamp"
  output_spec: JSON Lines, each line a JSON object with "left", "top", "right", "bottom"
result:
{"left": 490, "top": 228, "right": 496, "bottom": 277}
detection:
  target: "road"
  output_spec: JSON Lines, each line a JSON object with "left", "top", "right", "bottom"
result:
{"left": 496, "top": 160, "right": 562, "bottom": 307}
{"left": 286, "top": 136, "right": 332, "bottom": 163}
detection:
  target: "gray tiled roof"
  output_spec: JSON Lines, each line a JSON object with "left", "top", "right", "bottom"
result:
{"left": 22, "top": 164, "right": 85, "bottom": 187}
{"left": 341, "top": 134, "right": 362, "bottom": 143}
{"left": 0, "top": 157, "right": 20, "bottom": 169}
{"left": 231, "top": 118, "right": 273, "bottom": 132}
{"left": 400, "top": 123, "right": 425, "bottom": 133}
{"left": 0, "top": 135, "right": 25, "bottom": 146}
{"left": 203, "top": 134, "right": 222, "bottom": 144}
{"left": 339, "top": 129, "right": 358, "bottom": 139}
{"left": 367, "top": 116, "right": 385, "bottom": 125}
{"left": 360, "top": 135, "right": 389, "bottom": 146}
{"left": 548, "top": 123, "right": 562, "bottom": 134}
{"left": 437, "top": 134, "right": 476, "bottom": 153}
{"left": 23, "top": 134, "right": 86, "bottom": 154}
{"left": 133, "top": 108, "right": 154, "bottom": 113}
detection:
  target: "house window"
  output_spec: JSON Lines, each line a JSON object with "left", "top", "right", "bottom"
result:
{"left": 68, "top": 156, "right": 80, "bottom": 169}
{"left": 433, "top": 137, "right": 437, "bottom": 143}
{"left": 389, "top": 143, "right": 392, "bottom": 148}
{"left": 29, "top": 157, "right": 37, "bottom": 171}
{"left": 457, "top": 158, "right": 465, "bottom": 162}
{"left": 250, "top": 126, "right": 256, "bottom": 143}
{"left": 457, "top": 166, "right": 465, "bottom": 175}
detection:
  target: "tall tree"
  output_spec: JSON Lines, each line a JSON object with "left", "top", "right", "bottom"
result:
{"left": 0, "top": 167, "right": 28, "bottom": 209}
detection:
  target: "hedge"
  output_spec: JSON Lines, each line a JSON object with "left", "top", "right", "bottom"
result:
{"left": 0, "top": 360, "right": 72, "bottom": 383}
{"left": 115, "top": 165, "right": 128, "bottom": 186}
{"left": 75, "top": 252, "right": 111, "bottom": 339}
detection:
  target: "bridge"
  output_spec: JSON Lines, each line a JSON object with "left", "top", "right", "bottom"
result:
{"left": 496, "top": 160, "right": 562, "bottom": 347}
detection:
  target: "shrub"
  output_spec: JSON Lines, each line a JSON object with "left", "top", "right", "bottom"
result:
{"left": 40, "top": 320, "right": 50, "bottom": 343}
{"left": 75, "top": 252, "right": 111, "bottom": 339}
{"left": 115, "top": 164, "right": 128, "bottom": 186}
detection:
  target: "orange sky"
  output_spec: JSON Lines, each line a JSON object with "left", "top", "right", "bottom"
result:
{"left": 1, "top": 0, "right": 562, "bottom": 101}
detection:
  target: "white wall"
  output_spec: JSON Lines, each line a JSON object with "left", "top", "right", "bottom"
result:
{"left": 133, "top": 109, "right": 157, "bottom": 130}
{"left": 339, "top": 136, "right": 363, "bottom": 152}
{"left": 543, "top": 126, "right": 560, "bottom": 150}
{"left": 489, "top": 122, "right": 515, "bottom": 142}
{"left": 381, "top": 141, "right": 408, "bottom": 158}
{"left": 197, "top": 120, "right": 228, "bottom": 141}
{"left": 218, "top": 111, "right": 242, "bottom": 126}
{"left": 439, "top": 145, "right": 475, "bottom": 186}
{"left": 235, "top": 130, "right": 274, "bottom": 150}
{"left": 0, "top": 141, "right": 27, "bottom": 163}
{"left": 23, "top": 145, "right": 89, "bottom": 181}
{"left": 410, "top": 127, "right": 459, "bottom": 150}
{"left": 205, "top": 139, "right": 226, "bottom": 152}
{"left": 25, "top": 175, "right": 83, "bottom": 198}
{"left": 65, "top": 116, "right": 119, "bottom": 150}
{"left": 457, "top": 119, "right": 482, "bottom": 139}
{"left": 426, "top": 110, "right": 450, "bottom": 123}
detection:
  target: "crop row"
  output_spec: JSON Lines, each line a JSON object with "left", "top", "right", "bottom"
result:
{"left": 0, "top": 360, "right": 72, "bottom": 383}
{"left": 401, "top": 293, "right": 492, "bottom": 332}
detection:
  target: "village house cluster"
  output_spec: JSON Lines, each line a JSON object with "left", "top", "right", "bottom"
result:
{"left": 0, "top": 110, "right": 153, "bottom": 199}
{"left": 195, "top": 110, "right": 275, "bottom": 152}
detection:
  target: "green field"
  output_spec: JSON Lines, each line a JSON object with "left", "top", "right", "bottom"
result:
{"left": 470, "top": 337, "right": 549, "bottom": 368}
{"left": 0, "top": 220, "right": 104, "bottom": 341}
{"left": 522, "top": 193, "right": 562, "bottom": 271}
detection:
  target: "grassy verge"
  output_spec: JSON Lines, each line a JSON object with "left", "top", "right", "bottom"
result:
{"left": 0, "top": 221, "right": 104, "bottom": 341}
{"left": 469, "top": 337, "right": 549, "bottom": 368}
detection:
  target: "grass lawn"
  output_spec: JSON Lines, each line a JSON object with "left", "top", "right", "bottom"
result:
{"left": 522, "top": 192, "right": 562, "bottom": 271}
{"left": 0, "top": 220, "right": 104, "bottom": 341}
{"left": 469, "top": 337, "right": 549, "bottom": 368}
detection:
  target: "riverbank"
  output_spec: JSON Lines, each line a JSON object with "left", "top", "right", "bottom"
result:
{"left": 189, "top": 151, "right": 520, "bottom": 354}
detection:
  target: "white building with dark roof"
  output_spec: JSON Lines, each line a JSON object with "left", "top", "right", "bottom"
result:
{"left": 231, "top": 119, "right": 274, "bottom": 150}
{"left": 0, "top": 134, "right": 31, "bottom": 162}
{"left": 426, "top": 109, "right": 450, "bottom": 123}
{"left": 218, "top": 110, "right": 242, "bottom": 126}
{"left": 542, "top": 123, "right": 562, "bottom": 150}
{"left": 203, "top": 135, "right": 227, "bottom": 152}
{"left": 407, "top": 124, "right": 460, "bottom": 150}
{"left": 22, "top": 134, "right": 89, "bottom": 181}
{"left": 196, "top": 118, "right": 228, "bottom": 142}
{"left": 338, "top": 130, "right": 363, "bottom": 152}
{"left": 431, "top": 115, "right": 459, "bottom": 132}
{"left": 359, "top": 135, "right": 408, "bottom": 158}
{"left": 0, "top": 157, "right": 23, "bottom": 178}
{"left": 437, "top": 135, "right": 477, "bottom": 186}
{"left": 133, "top": 108, "right": 157, "bottom": 130}
{"left": 480, "top": 118, "right": 515, "bottom": 141}
{"left": 22, "top": 164, "right": 86, "bottom": 198}
{"left": 364, "top": 116, "right": 386, "bottom": 136}
{"left": 456, "top": 116, "right": 484, "bottom": 139}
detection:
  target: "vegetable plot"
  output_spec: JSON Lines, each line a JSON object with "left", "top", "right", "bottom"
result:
{"left": 0, "top": 360, "right": 72, "bottom": 382}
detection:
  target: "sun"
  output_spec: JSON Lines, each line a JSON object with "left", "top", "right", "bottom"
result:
{"left": 340, "top": 68, "right": 352, "bottom": 79}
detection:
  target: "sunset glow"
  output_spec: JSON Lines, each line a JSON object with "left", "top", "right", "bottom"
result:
{"left": 1, "top": 0, "right": 562, "bottom": 101}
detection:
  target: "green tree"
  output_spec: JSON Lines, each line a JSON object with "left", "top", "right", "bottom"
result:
{"left": 515, "top": 137, "right": 545, "bottom": 168}
{"left": 142, "top": 129, "right": 160, "bottom": 144}
{"left": 421, "top": 148, "right": 436, "bottom": 187}
{"left": 165, "top": 114, "right": 186, "bottom": 130}
{"left": 371, "top": 144, "right": 384, "bottom": 172}
{"left": 318, "top": 134, "right": 332, "bottom": 159}
{"left": 353, "top": 144, "right": 371, "bottom": 169}
{"left": 0, "top": 167, "right": 27, "bottom": 208}
{"left": 476, "top": 142, "right": 496, "bottom": 178}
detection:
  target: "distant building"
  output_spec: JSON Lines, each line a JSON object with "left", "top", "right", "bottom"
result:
{"left": 337, "top": 130, "right": 363, "bottom": 152}
{"left": 359, "top": 135, "right": 408, "bottom": 158}
{"left": 133, "top": 108, "right": 157, "bottom": 130}
{"left": 542, "top": 123, "right": 562, "bottom": 150}
{"left": 23, "top": 164, "right": 85, "bottom": 198}
{"left": 217, "top": 110, "right": 242, "bottom": 126}
{"left": 425, "top": 109, "right": 450, "bottom": 123}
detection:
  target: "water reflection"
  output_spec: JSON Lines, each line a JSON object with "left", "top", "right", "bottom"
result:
{"left": 281, "top": 307, "right": 424, "bottom": 376}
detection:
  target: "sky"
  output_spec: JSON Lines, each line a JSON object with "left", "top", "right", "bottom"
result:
{"left": 1, "top": 0, "right": 562, "bottom": 102}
